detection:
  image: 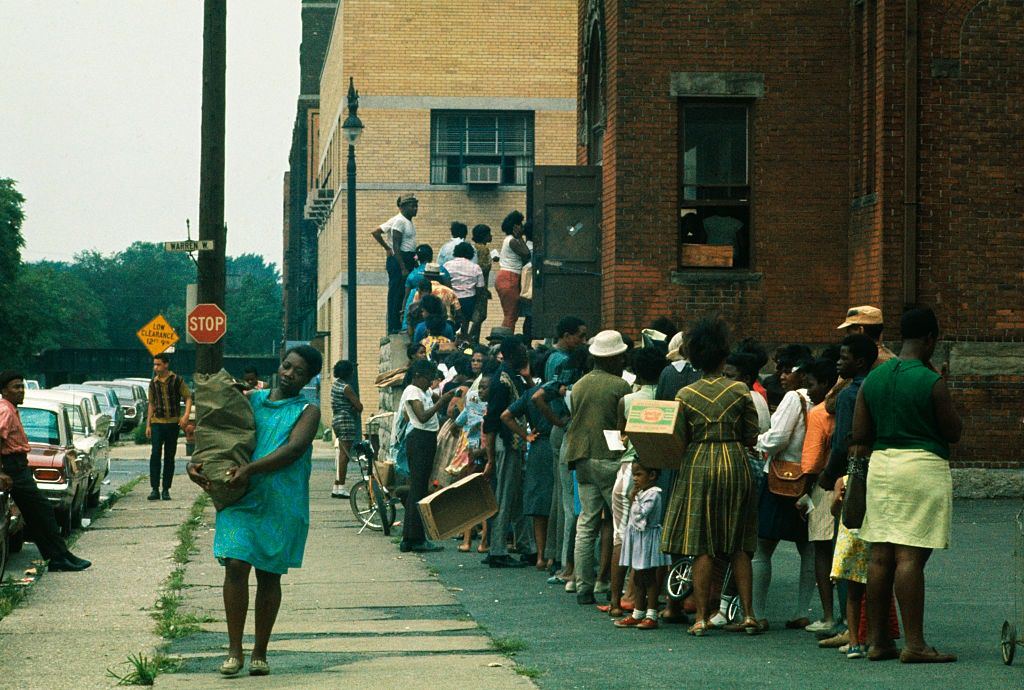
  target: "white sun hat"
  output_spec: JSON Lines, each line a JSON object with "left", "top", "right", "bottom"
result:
{"left": 588, "top": 330, "right": 628, "bottom": 358}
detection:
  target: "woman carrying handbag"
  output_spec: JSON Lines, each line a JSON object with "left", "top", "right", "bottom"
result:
{"left": 751, "top": 346, "right": 816, "bottom": 631}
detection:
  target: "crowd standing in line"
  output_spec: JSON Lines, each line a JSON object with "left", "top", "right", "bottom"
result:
{"left": 357, "top": 199, "right": 964, "bottom": 666}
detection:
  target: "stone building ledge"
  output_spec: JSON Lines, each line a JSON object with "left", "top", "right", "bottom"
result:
{"left": 670, "top": 270, "right": 763, "bottom": 285}
{"left": 952, "top": 469, "right": 1024, "bottom": 498}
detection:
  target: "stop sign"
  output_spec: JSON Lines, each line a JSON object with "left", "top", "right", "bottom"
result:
{"left": 187, "top": 303, "right": 227, "bottom": 344}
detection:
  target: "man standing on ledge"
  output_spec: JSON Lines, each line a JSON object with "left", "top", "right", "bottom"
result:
{"left": 146, "top": 353, "right": 192, "bottom": 501}
{"left": 0, "top": 371, "right": 91, "bottom": 571}
{"left": 371, "top": 194, "right": 419, "bottom": 334}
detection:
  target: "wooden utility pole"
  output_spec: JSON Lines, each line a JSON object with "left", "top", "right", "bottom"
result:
{"left": 196, "top": 0, "right": 227, "bottom": 375}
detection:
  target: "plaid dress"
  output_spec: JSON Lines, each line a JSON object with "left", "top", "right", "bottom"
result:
{"left": 660, "top": 377, "right": 760, "bottom": 557}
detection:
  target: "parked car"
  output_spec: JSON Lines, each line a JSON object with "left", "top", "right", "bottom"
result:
{"left": 115, "top": 377, "right": 152, "bottom": 392}
{"left": 84, "top": 381, "right": 146, "bottom": 431}
{"left": 56, "top": 384, "right": 125, "bottom": 443}
{"left": 16, "top": 400, "right": 91, "bottom": 536}
{"left": 24, "top": 390, "right": 110, "bottom": 509}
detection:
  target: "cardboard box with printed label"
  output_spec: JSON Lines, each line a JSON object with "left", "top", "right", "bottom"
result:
{"left": 417, "top": 472, "right": 498, "bottom": 541}
{"left": 624, "top": 399, "right": 684, "bottom": 469}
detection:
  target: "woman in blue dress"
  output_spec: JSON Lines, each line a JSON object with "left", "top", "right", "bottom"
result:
{"left": 187, "top": 345, "right": 322, "bottom": 677}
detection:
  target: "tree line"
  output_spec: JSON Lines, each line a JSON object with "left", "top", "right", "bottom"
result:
{"left": 0, "top": 178, "right": 282, "bottom": 370}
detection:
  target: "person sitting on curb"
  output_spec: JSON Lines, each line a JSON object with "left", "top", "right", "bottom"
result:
{"left": 0, "top": 370, "right": 92, "bottom": 572}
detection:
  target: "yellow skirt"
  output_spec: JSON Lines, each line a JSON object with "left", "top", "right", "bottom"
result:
{"left": 859, "top": 447, "right": 952, "bottom": 549}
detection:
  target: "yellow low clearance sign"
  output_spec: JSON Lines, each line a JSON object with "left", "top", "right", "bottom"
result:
{"left": 136, "top": 314, "right": 180, "bottom": 356}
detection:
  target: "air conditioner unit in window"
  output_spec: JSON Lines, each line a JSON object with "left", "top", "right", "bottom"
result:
{"left": 463, "top": 164, "right": 501, "bottom": 185}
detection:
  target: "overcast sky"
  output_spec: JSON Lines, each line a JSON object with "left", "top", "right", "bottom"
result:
{"left": 0, "top": 1, "right": 300, "bottom": 268}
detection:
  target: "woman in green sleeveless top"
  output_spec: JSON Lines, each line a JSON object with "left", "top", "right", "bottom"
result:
{"left": 851, "top": 307, "right": 961, "bottom": 663}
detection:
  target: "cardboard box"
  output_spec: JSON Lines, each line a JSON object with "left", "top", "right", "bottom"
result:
{"left": 417, "top": 472, "right": 498, "bottom": 541}
{"left": 624, "top": 399, "right": 685, "bottom": 469}
{"left": 374, "top": 459, "right": 396, "bottom": 488}
{"left": 679, "top": 243, "right": 733, "bottom": 268}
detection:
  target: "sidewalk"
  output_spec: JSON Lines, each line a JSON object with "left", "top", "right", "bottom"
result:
{"left": 156, "top": 450, "right": 532, "bottom": 688}
{"left": 0, "top": 470, "right": 199, "bottom": 689}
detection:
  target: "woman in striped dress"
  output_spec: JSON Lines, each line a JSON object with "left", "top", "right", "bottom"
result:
{"left": 660, "top": 318, "right": 761, "bottom": 636}
{"left": 330, "top": 360, "right": 362, "bottom": 499}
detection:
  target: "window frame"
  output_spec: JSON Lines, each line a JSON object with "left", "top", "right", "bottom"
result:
{"left": 429, "top": 110, "right": 535, "bottom": 186}
{"left": 677, "top": 99, "right": 754, "bottom": 270}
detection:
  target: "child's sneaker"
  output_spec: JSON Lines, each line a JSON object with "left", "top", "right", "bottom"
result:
{"left": 614, "top": 616, "right": 643, "bottom": 628}
{"left": 638, "top": 618, "right": 658, "bottom": 630}
{"left": 846, "top": 645, "right": 866, "bottom": 659}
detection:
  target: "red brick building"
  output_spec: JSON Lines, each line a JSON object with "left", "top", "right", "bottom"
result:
{"left": 579, "top": 0, "right": 1023, "bottom": 476}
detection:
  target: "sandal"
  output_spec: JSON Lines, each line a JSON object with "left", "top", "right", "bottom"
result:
{"left": 457, "top": 544, "right": 471, "bottom": 553}
{"left": 899, "top": 647, "right": 957, "bottom": 664}
{"left": 785, "top": 617, "right": 811, "bottom": 630}
{"left": 249, "top": 658, "right": 270, "bottom": 676}
{"left": 659, "top": 611, "right": 690, "bottom": 625}
{"left": 742, "top": 617, "right": 764, "bottom": 636}
{"left": 688, "top": 619, "right": 711, "bottom": 637}
{"left": 219, "top": 656, "right": 243, "bottom": 676}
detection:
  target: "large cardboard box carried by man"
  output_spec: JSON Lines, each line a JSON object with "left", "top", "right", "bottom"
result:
{"left": 624, "top": 399, "right": 684, "bottom": 470}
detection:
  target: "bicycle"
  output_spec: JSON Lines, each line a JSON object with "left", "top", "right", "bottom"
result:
{"left": 666, "top": 556, "right": 741, "bottom": 623}
{"left": 348, "top": 439, "right": 404, "bottom": 535}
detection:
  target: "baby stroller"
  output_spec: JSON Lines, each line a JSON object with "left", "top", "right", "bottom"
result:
{"left": 348, "top": 439, "right": 407, "bottom": 536}
{"left": 666, "top": 556, "right": 742, "bottom": 623}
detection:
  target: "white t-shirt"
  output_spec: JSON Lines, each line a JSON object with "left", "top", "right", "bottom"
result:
{"left": 499, "top": 235, "right": 527, "bottom": 272}
{"left": 384, "top": 213, "right": 417, "bottom": 253}
{"left": 438, "top": 238, "right": 475, "bottom": 266}
{"left": 399, "top": 384, "right": 438, "bottom": 432}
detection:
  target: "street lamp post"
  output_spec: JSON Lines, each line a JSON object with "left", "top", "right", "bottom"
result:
{"left": 342, "top": 77, "right": 364, "bottom": 393}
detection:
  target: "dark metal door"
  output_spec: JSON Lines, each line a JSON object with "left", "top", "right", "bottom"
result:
{"left": 530, "top": 166, "right": 602, "bottom": 337}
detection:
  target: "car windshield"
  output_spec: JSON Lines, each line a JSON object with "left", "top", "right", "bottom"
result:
{"left": 108, "top": 386, "right": 134, "bottom": 403}
{"left": 20, "top": 408, "right": 60, "bottom": 445}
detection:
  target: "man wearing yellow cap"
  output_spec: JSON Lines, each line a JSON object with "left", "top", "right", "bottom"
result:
{"left": 825, "top": 305, "right": 895, "bottom": 413}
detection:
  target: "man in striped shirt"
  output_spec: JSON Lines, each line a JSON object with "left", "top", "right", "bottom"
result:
{"left": 146, "top": 354, "right": 192, "bottom": 502}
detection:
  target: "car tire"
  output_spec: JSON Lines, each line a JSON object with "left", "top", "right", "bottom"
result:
{"left": 9, "top": 531, "right": 24, "bottom": 554}
{"left": 0, "top": 534, "right": 8, "bottom": 580}
{"left": 58, "top": 508, "right": 73, "bottom": 537}
{"left": 87, "top": 483, "right": 101, "bottom": 508}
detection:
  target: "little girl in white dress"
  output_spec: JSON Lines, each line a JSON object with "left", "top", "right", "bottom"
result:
{"left": 614, "top": 462, "right": 671, "bottom": 630}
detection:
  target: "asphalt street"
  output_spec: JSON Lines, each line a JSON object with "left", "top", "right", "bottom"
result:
{"left": 421, "top": 499, "right": 1024, "bottom": 689}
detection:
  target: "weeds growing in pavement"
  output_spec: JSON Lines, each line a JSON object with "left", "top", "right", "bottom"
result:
{"left": 515, "top": 665, "right": 542, "bottom": 679}
{"left": 0, "top": 581, "right": 30, "bottom": 621}
{"left": 171, "top": 493, "right": 209, "bottom": 564}
{"left": 107, "top": 652, "right": 178, "bottom": 686}
{"left": 489, "top": 636, "right": 527, "bottom": 655}
{"left": 152, "top": 493, "right": 212, "bottom": 640}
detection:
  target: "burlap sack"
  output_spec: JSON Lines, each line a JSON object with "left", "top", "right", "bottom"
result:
{"left": 193, "top": 369, "right": 257, "bottom": 510}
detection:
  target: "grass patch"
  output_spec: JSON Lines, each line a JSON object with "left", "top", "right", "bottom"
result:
{"left": 489, "top": 636, "right": 527, "bottom": 655}
{"left": 107, "top": 652, "right": 179, "bottom": 686}
{"left": 515, "top": 665, "right": 542, "bottom": 679}
{"left": 152, "top": 492, "right": 211, "bottom": 640}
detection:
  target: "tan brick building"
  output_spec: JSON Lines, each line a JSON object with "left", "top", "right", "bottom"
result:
{"left": 309, "top": 1, "right": 577, "bottom": 412}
